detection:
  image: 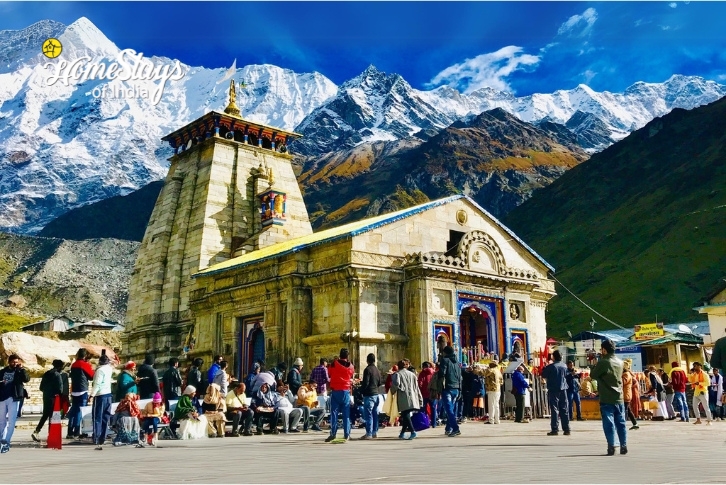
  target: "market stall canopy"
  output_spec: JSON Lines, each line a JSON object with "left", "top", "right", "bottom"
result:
{"left": 617, "top": 331, "right": 703, "bottom": 349}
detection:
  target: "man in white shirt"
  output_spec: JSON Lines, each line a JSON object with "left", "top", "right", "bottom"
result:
{"left": 273, "top": 385, "right": 302, "bottom": 433}
{"left": 88, "top": 351, "right": 113, "bottom": 450}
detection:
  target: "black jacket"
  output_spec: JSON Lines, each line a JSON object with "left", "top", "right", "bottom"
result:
{"left": 287, "top": 367, "right": 303, "bottom": 395}
{"left": 136, "top": 364, "right": 160, "bottom": 398}
{"left": 162, "top": 366, "right": 182, "bottom": 400}
{"left": 0, "top": 366, "right": 30, "bottom": 402}
{"left": 187, "top": 366, "right": 203, "bottom": 392}
{"left": 361, "top": 364, "right": 382, "bottom": 396}
{"left": 39, "top": 368, "right": 63, "bottom": 398}
{"left": 438, "top": 355, "right": 461, "bottom": 390}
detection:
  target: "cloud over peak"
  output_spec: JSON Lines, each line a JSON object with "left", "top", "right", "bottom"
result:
{"left": 428, "top": 46, "right": 540, "bottom": 93}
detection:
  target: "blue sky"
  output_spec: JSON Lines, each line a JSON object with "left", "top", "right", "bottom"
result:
{"left": 2, "top": 1, "right": 725, "bottom": 95}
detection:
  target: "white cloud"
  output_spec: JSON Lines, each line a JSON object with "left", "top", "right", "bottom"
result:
{"left": 669, "top": 2, "right": 678, "bottom": 8}
{"left": 557, "top": 7, "right": 598, "bottom": 38}
{"left": 660, "top": 25, "right": 672, "bottom": 31}
{"left": 428, "top": 46, "right": 540, "bottom": 93}
{"left": 581, "top": 69, "right": 597, "bottom": 84}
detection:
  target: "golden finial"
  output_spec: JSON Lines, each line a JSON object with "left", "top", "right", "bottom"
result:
{"left": 267, "top": 167, "right": 274, "bottom": 186}
{"left": 224, "top": 79, "right": 241, "bottom": 117}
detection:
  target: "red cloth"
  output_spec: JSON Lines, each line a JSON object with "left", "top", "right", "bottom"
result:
{"left": 328, "top": 358, "right": 355, "bottom": 391}
{"left": 670, "top": 369, "right": 687, "bottom": 393}
{"left": 418, "top": 367, "right": 434, "bottom": 399}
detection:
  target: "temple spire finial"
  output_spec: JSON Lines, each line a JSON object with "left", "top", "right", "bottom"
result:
{"left": 224, "top": 79, "right": 241, "bottom": 117}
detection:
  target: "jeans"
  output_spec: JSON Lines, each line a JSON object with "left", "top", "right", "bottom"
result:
{"left": 67, "top": 393, "right": 88, "bottom": 436}
{"left": 329, "top": 390, "right": 351, "bottom": 438}
{"left": 143, "top": 417, "right": 160, "bottom": 434}
{"left": 568, "top": 390, "right": 582, "bottom": 420}
{"left": 455, "top": 394, "right": 464, "bottom": 420}
{"left": 600, "top": 403, "right": 627, "bottom": 447}
{"left": 442, "top": 389, "right": 460, "bottom": 433}
{"left": 549, "top": 390, "right": 570, "bottom": 432}
{"left": 363, "top": 395, "right": 380, "bottom": 437}
{"left": 92, "top": 394, "right": 112, "bottom": 445}
{"left": 0, "top": 398, "right": 19, "bottom": 445}
{"left": 674, "top": 391, "right": 689, "bottom": 421}
{"left": 423, "top": 397, "right": 438, "bottom": 427}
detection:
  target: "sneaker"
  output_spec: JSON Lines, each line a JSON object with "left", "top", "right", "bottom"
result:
{"left": 620, "top": 446, "right": 628, "bottom": 455}
{"left": 630, "top": 425, "right": 639, "bottom": 430}
{"left": 289, "top": 428, "right": 301, "bottom": 433}
{"left": 255, "top": 429, "right": 263, "bottom": 435}
{"left": 408, "top": 432, "right": 417, "bottom": 440}
{"left": 563, "top": 431, "right": 571, "bottom": 436}
{"left": 231, "top": 432, "right": 240, "bottom": 437}
{"left": 607, "top": 445, "right": 615, "bottom": 456}
{"left": 448, "top": 430, "right": 461, "bottom": 437}
{"left": 0, "top": 441, "right": 8, "bottom": 454}
{"left": 271, "top": 429, "right": 280, "bottom": 435}
{"left": 302, "top": 428, "right": 309, "bottom": 433}
{"left": 444, "top": 430, "right": 451, "bottom": 436}
{"left": 242, "top": 430, "right": 252, "bottom": 436}
{"left": 359, "top": 435, "right": 372, "bottom": 440}
{"left": 324, "top": 435, "right": 335, "bottom": 443}
{"left": 547, "top": 431, "right": 559, "bottom": 436}
{"left": 398, "top": 432, "right": 406, "bottom": 440}
{"left": 95, "top": 445, "right": 103, "bottom": 451}
{"left": 372, "top": 433, "right": 378, "bottom": 439}
{"left": 31, "top": 431, "right": 40, "bottom": 442}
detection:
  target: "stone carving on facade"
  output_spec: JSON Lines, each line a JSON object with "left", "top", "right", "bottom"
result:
{"left": 509, "top": 301, "right": 526, "bottom": 322}
{"left": 431, "top": 288, "right": 453, "bottom": 315}
{"left": 457, "top": 230, "right": 506, "bottom": 274}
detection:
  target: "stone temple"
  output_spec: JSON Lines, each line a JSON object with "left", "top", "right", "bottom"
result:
{"left": 124, "top": 82, "right": 557, "bottom": 375}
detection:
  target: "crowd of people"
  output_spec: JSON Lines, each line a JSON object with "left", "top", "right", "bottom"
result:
{"left": 2, "top": 339, "right": 724, "bottom": 454}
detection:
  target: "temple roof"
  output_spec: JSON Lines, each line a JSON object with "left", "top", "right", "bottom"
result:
{"left": 194, "top": 194, "right": 555, "bottom": 277}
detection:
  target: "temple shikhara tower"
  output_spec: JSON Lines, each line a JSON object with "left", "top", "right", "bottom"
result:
{"left": 124, "top": 82, "right": 557, "bottom": 375}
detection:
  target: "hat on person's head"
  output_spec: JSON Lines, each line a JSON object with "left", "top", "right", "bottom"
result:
{"left": 183, "top": 385, "right": 196, "bottom": 396}
{"left": 125, "top": 361, "right": 136, "bottom": 370}
{"left": 671, "top": 361, "right": 679, "bottom": 368}
{"left": 293, "top": 357, "right": 303, "bottom": 367}
{"left": 152, "top": 392, "right": 162, "bottom": 403}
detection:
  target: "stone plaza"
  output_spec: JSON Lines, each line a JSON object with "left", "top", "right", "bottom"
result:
{"left": 8, "top": 417, "right": 723, "bottom": 483}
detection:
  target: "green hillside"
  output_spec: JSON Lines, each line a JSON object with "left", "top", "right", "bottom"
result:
{"left": 504, "top": 98, "right": 726, "bottom": 337}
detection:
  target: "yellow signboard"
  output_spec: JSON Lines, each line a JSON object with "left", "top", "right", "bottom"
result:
{"left": 634, "top": 323, "right": 665, "bottom": 341}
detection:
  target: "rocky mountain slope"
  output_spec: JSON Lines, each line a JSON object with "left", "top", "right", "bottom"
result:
{"left": 301, "top": 108, "right": 589, "bottom": 228}
{"left": 0, "top": 232, "right": 138, "bottom": 330}
{"left": 503, "top": 97, "right": 726, "bottom": 337}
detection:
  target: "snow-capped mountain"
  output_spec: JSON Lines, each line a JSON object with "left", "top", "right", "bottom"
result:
{"left": 292, "top": 65, "right": 726, "bottom": 156}
{"left": 1, "top": 17, "right": 725, "bottom": 235}
{"left": 0, "top": 18, "right": 337, "bottom": 233}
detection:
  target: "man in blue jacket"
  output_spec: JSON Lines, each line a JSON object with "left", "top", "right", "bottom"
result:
{"left": 511, "top": 365, "right": 530, "bottom": 423}
{"left": 541, "top": 350, "right": 571, "bottom": 436}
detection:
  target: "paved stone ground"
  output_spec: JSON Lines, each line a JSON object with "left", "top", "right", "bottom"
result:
{"left": 4, "top": 417, "right": 726, "bottom": 483}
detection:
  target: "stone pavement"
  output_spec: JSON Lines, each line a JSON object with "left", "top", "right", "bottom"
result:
{"left": 4, "top": 417, "right": 725, "bottom": 483}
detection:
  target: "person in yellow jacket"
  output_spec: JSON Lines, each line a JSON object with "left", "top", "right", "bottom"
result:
{"left": 689, "top": 362, "right": 712, "bottom": 425}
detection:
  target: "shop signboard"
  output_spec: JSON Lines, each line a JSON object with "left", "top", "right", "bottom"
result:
{"left": 615, "top": 351, "right": 643, "bottom": 373}
{"left": 634, "top": 323, "right": 664, "bottom": 341}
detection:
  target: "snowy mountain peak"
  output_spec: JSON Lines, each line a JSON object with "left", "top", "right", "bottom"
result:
{"left": 58, "top": 17, "right": 119, "bottom": 59}
{"left": 0, "top": 19, "right": 67, "bottom": 73}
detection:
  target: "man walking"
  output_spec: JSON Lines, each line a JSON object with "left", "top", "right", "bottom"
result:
{"left": 566, "top": 360, "right": 584, "bottom": 421}
{"left": 137, "top": 354, "right": 160, "bottom": 400}
{"left": 161, "top": 358, "right": 182, "bottom": 408}
{"left": 689, "top": 362, "right": 712, "bottom": 425}
{"left": 439, "top": 346, "right": 462, "bottom": 437}
{"left": 68, "top": 348, "right": 94, "bottom": 439}
{"left": 590, "top": 340, "right": 627, "bottom": 456}
{"left": 485, "top": 362, "right": 503, "bottom": 424}
{"left": 542, "top": 350, "right": 571, "bottom": 436}
{"left": 0, "top": 354, "right": 30, "bottom": 453}
{"left": 669, "top": 361, "right": 689, "bottom": 421}
{"left": 360, "top": 353, "right": 382, "bottom": 439}
{"left": 325, "top": 348, "right": 355, "bottom": 442}
{"left": 31, "top": 359, "right": 64, "bottom": 443}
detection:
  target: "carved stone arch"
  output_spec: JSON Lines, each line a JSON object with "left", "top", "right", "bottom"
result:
{"left": 458, "top": 230, "right": 506, "bottom": 275}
